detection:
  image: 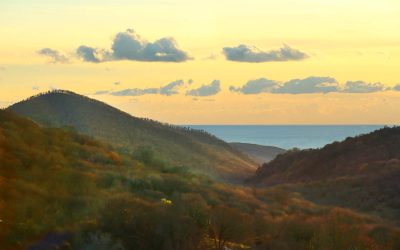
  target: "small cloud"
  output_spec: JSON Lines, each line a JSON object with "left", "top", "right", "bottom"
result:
{"left": 94, "top": 90, "right": 110, "bottom": 95}
{"left": 341, "top": 81, "right": 385, "bottom": 93}
{"left": 223, "top": 44, "right": 308, "bottom": 63}
{"left": 110, "top": 79, "right": 185, "bottom": 96}
{"left": 186, "top": 80, "right": 221, "bottom": 96}
{"left": 110, "top": 29, "right": 192, "bottom": 62}
{"left": 32, "top": 86, "right": 40, "bottom": 91}
{"left": 76, "top": 45, "right": 102, "bottom": 63}
{"left": 37, "top": 48, "right": 69, "bottom": 63}
{"left": 159, "top": 79, "right": 185, "bottom": 96}
{"left": 113, "top": 81, "right": 121, "bottom": 85}
{"left": 0, "top": 66, "right": 5, "bottom": 71}
{"left": 112, "top": 88, "right": 159, "bottom": 96}
{"left": 273, "top": 77, "right": 338, "bottom": 94}
{"left": 202, "top": 53, "right": 218, "bottom": 60}
{"left": 230, "top": 78, "right": 278, "bottom": 94}
{"left": 393, "top": 84, "right": 400, "bottom": 91}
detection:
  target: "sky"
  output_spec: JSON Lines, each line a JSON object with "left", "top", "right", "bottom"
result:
{"left": 1, "top": 0, "right": 400, "bottom": 124}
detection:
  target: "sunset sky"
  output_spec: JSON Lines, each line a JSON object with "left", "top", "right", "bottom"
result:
{"left": 1, "top": 0, "right": 400, "bottom": 124}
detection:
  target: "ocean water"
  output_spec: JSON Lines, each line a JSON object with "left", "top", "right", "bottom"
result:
{"left": 185, "top": 125, "right": 385, "bottom": 149}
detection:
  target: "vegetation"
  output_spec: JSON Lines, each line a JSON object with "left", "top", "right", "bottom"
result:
{"left": 7, "top": 90, "right": 256, "bottom": 181}
{"left": 1, "top": 110, "right": 400, "bottom": 249}
{"left": 249, "top": 126, "right": 400, "bottom": 222}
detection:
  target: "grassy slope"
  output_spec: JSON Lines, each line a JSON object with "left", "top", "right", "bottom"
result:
{"left": 249, "top": 127, "right": 400, "bottom": 222}
{"left": 1, "top": 110, "right": 399, "bottom": 250}
{"left": 7, "top": 90, "right": 256, "bottom": 181}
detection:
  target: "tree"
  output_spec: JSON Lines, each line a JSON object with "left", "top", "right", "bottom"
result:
{"left": 208, "top": 205, "right": 251, "bottom": 250}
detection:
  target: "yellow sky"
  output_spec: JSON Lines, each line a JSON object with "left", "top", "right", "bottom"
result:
{"left": 0, "top": 0, "right": 400, "bottom": 124}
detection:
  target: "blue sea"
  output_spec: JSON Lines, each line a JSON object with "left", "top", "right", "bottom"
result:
{"left": 185, "top": 125, "right": 386, "bottom": 149}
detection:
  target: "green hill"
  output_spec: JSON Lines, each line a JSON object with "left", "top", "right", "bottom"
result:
{"left": 7, "top": 90, "right": 256, "bottom": 181}
{"left": 1, "top": 109, "right": 399, "bottom": 250}
{"left": 249, "top": 127, "right": 400, "bottom": 222}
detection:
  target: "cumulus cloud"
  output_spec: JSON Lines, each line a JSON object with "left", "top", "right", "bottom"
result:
{"left": 37, "top": 48, "right": 69, "bottom": 63}
{"left": 107, "top": 79, "right": 186, "bottom": 96}
{"left": 230, "top": 78, "right": 278, "bottom": 94}
{"left": 76, "top": 45, "right": 102, "bottom": 63}
{"left": 341, "top": 81, "right": 385, "bottom": 93}
{"left": 110, "top": 29, "right": 191, "bottom": 62}
{"left": 40, "top": 29, "right": 191, "bottom": 63}
{"left": 273, "top": 77, "right": 339, "bottom": 94}
{"left": 186, "top": 80, "right": 221, "bottom": 96}
{"left": 75, "top": 29, "right": 191, "bottom": 63}
{"left": 223, "top": 44, "right": 308, "bottom": 63}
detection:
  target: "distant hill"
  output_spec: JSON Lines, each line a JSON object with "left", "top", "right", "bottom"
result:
{"left": 7, "top": 90, "right": 256, "bottom": 181}
{"left": 249, "top": 127, "right": 400, "bottom": 221}
{"left": 229, "top": 142, "right": 285, "bottom": 164}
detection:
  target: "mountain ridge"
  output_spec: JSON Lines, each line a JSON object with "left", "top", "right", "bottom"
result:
{"left": 249, "top": 126, "right": 400, "bottom": 221}
{"left": 7, "top": 90, "right": 256, "bottom": 181}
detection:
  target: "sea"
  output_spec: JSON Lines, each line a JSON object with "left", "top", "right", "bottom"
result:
{"left": 184, "top": 125, "right": 386, "bottom": 150}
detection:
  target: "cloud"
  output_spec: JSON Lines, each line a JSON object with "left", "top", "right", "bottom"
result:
{"left": 159, "top": 80, "right": 185, "bottom": 96}
{"left": 230, "top": 78, "right": 278, "bottom": 94}
{"left": 37, "top": 48, "right": 69, "bottom": 63}
{"left": 223, "top": 44, "right": 308, "bottom": 63}
{"left": 32, "top": 86, "right": 40, "bottom": 91}
{"left": 341, "top": 81, "right": 385, "bottom": 93}
{"left": 76, "top": 45, "right": 102, "bottom": 63}
{"left": 40, "top": 29, "right": 191, "bottom": 64}
{"left": 108, "top": 79, "right": 186, "bottom": 96}
{"left": 112, "top": 88, "right": 159, "bottom": 96}
{"left": 113, "top": 81, "right": 121, "bottom": 85}
{"left": 231, "top": 77, "right": 394, "bottom": 95}
{"left": 93, "top": 90, "right": 110, "bottom": 95}
{"left": 272, "top": 77, "right": 339, "bottom": 94}
{"left": 202, "top": 53, "right": 218, "bottom": 60}
{"left": 110, "top": 29, "right": 191, "bottom": 62}
{"left": 186, "top": 80, "right": 221, "bottom": 96}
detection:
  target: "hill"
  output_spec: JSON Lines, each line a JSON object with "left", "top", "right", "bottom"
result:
{"left": 1, "top": 110, "right": 399, "bottom": 250}
{"left": 7, "top": 90, "right": 256, "bottom": 181}
{"left": 229, "top": 142, "right": 285, "bottom": 164}
{"left": 249, "top": 127, "right": 400, "bottom": 221}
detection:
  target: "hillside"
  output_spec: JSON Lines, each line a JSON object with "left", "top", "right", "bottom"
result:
{"left": 1, "top": 109, "right": 399, "bottom": 250}
{"left": 229, "top": 142, "right": 285, "bottom": 164}
{"left": 249, "top": 127, "right": 400, "bottom": 221}
{"left": 7, "top": 90, "right": 256, "bottom": 181}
